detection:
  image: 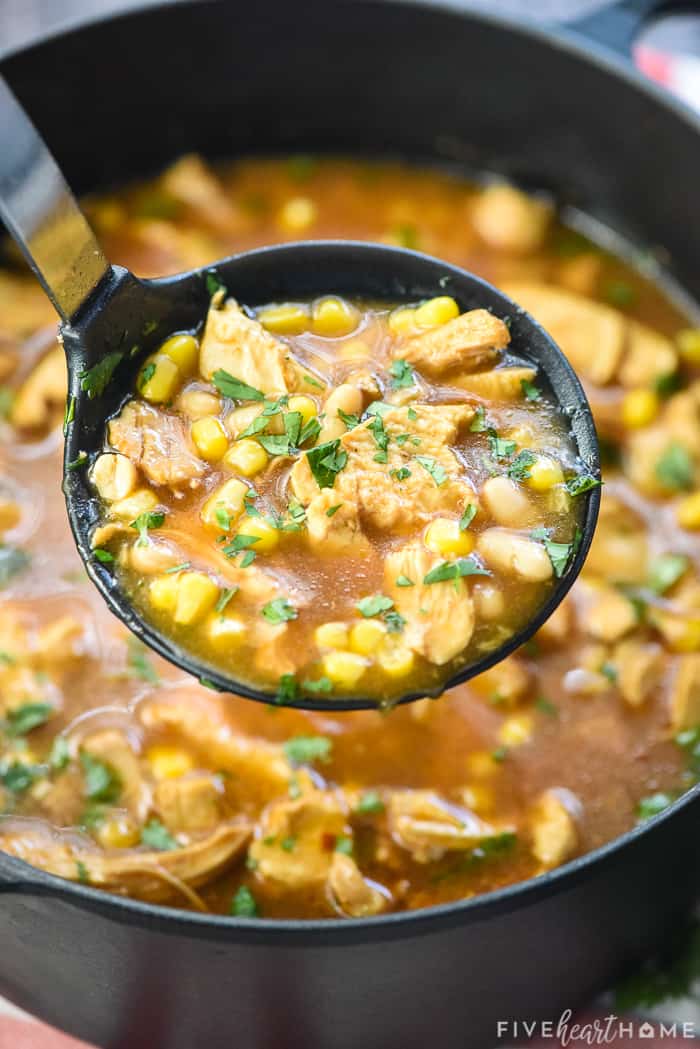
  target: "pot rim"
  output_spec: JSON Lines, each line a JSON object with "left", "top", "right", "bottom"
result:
{"left": 0, "top": 0, "right": 698, "bottom": 940}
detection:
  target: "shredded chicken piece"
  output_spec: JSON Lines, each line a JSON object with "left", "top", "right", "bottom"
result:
{"left": 327, "top": 852, "right": 389, "bottom": 917}
{"left": 529, "top": 789, "right": 579, "bottom": 869}
{"left": 614, "top": 639, "right": 665, "bottom": 708}
{"left": 387, "top": 790, "right": 500, "bottom": 862}
{"left": 452, "top": 365, "right": 537, "bottom": 401}
{"left": 249, "top": 790, "right": 350, "bottom": 891}
{"left": 400, "top": 309, "right": 509, "bottom": 376}
{"left": 0, "top": 818, "right": 250, "bottom": 905}
{"left": 669, "top": 654, "right": 700, "bottom": 733}
{"left": 109, "top": 401, "right": 205, "bottom": 491}
{"left": 199, "top": 298, "right": 310, "bottom": 395}
{"left": 160, "top": 154, "right": 249, "bottom": 235}
{"left": 11, "top": 344, "right": 67, "bottom": 430}
{"left": 304, "top": 491, "right": 371, "bottom": 556}
{"left": 81, "top": 730, "right": 150, "bottom": 822}
{"left": 578, "top": 582, "right": 638, "bottom": 644}
{"left": 472, "top": 184, "right": 552, "bottom": 255}
{"left": 154, "top": 773, "right": 223, "bottom": 833}
{"left": 385, "top": 542, "right": 475, "bottom": 664}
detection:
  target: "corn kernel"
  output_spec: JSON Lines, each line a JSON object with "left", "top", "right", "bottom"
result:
{"left": 676, "top": 491, "right": 700, "bottom": 531}
{"left": 0, "top": 500, "right": 20, "bottom": 534}
{"left": 238, "top": 516, "right": 279, "bottom": 553}
{"left": 205, "top": 613, "right": 247, "bottom": 649}
{"left": 414, "top": 296, "right": 460, "bottom": 329}
{"left": 311, "top": 296, "right": 359, "bottom": 338}
{"left": 377, "top": 642, "right": 415, "bottom": 678}
{"left": 677, "top": 328, "right": 700, "bottom": 365}
{"left": 621, "top": 388, "right": 659, "bottom": 429}
{"left": 174, "top": 571, "right": 219, "bottom": 626}
{"left": 287, "top": 395, "right": 318, "bottom": 428}
{"left": 257, "top": 303, "right": 310, "bottom": 335}
{"left": 90, "top": 452, "right": 137, "bottom": 503}
{"left": 350, "top": 619, "right": 387, "bottom": 655}
{"left": 177, "top": 389, "right": 221, "bottom": 419}
{"left": 96, "top": 814, "right": 141, "bottom": 849}
{"left": 498, "top": 714, "right": 534, "bottom": 747}
{"left": 158, "top": 333, "right": 199, "bottom": 376}
{"left": 139, "top": 353, "right": 181, "bottom": 404}
{"left": 191, "top": 415, "right": 228, "bottom": 462}
{"left": 200, "top": 478, "right": 249, "bottom": 531}
{"left": 149, "top": 573, "right": 181, "bottom": 614}
{"left": 223, "top": 439, "right": 269, "bottom": 478}
{"left": 424, "top": 517, "right": 475, "bottom": 557}
{"left": 388, "top": 307, "right": 417, "bottom": 337}
{"left": 111, "top": 488, "right": 159, "bottom": 522}
{"left": 146, "top": 744, "right": 194, "bottom": 781}
{"left": 278, "top": 196, "right": 317, "bottom": 233}
{"left": 322, "top": 650, "right": 368, "bottom": 688}
{"left": 315, "top": 621, "right": 350, "bottom": 650}
{"left": 525, "top": 456, "right": 565, "bottom": 492}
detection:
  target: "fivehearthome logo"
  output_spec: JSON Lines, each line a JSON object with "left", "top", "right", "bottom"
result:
{"left": 497, "top": 1010, "right": 696, "bottom": 1044}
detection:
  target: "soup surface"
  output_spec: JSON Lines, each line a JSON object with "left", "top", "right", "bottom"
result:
{"left": 94, "top": 289, "right": 591, "bottom": 702}
{"left": 0, "top": 156, "right": 698, "bottom": 920}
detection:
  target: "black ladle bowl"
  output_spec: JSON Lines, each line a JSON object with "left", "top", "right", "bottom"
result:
{"left": 0, "top": 77, "right": 600, "bottom": 711}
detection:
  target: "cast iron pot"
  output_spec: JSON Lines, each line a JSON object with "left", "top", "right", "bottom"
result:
{"left": 1, "top": 1, "right": 699, "bottom": 1047}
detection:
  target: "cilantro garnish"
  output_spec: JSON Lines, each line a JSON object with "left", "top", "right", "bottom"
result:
{"left": 647, "top": 554, "right": 688, "bottom": 595}
{"left": 335, "top": 836, "right": 353, "bottom": 855}
{"left": 5, "top": 702, "right": 53, "bottom": 737}
{"left": 139, "top": 362, "right": 156, "bottom": 389}
{"left": 231, "top": 885, "right": 259, "bottom": 917}
{"left": 460, "top": 504, "right": 477, "bottom": 530}
{"left": 130, "top": 510, "right": 165, "bottom": 547}
{"left": 391, "top": 466, "right": 411, "bottom": 482}
{"left": 469, "top": 406, "right": 487, "bottom": 432}
{"left": 355, "top": 790, "right": 384, "bottom": 815}
{"left": 542, "top": 538, "right": 574, "bottom": 578}
{"left": 66, "top": 451, "right": 88, "bottom": 471}
{"left": 389, "top": 358, "right": 415, "bottom": 389}
{"left": 215, "top": 505, "right": 232, "bottom": 531}
{"left": 0, "top": 761, "right": 38, "bottom": 794}
{"left": 141, "top": 818, "right": 178, "bottom": 851}
{"left": 306, "top": 439, "right": 348, "bottom": 489}
{"left": 520, "top": 378, "right": 541, "bottom": 401}
{"left": 414, "top": 455, "right": 448, "bottom": 487}
{"left": 506, "top": 450, "right": 537, "bottom": 482}
{"left": 222, "top": 534, "right": 260, "bottom": 558}
{"left": 326, "top": 504, "right": 342, "bottom": 517}
{"left": 303, "top": 375, "right": 324, "bottom": 390}
{"left": 302, "top": 677, "right": 333, "bottom": 694}
{"left": 212, "top": 369, "right": 264, "bottom": 402}
{"left": 487, "top": 429, "right": 517, "bottom": 460}
{"left": 63, "top": 395, "right": 76, "bottom": 435}
{"left": 423, "top": 557, "right": 490, "bottom": 584}
{"left": 80, "top": 751, "right": 121, "bottom": 803}
{"left": 206, "top": 271, "right": 226, "bottom": 297}
{"left": 127, "top": 637, "right": 160, "bottom": 684}
{"left": 276, "top": 673, "right": 299, "bottom": 705}
{"left": 367, "top": 413, "right": 389, "bottom": 463}
{"left": 93, "top": 548, "right": 114, "bottom": 564}
{"left": 284, "top": 735, "right": 333, "bottom": 765}
{"left": 337, "top": 409, "right": 360, "bottom": 429}
{"left": 565, "top": 474, "right": 602, "bottom": 496}
{"left": 395, "top": 574, "right": 415, "bottom": 587}
{"left": 80, "top": 351, "right": 123, "bottom": 398}
{"left": 215, "top": 586, "right": 238, "bottom": 614}
{"left": 655, "top": 443, "right": 694, "bottom": 491}
{"left": 262, "top": 598, "right": 297, "bottom": 624}
{"left": 357, "top": 595, "right": 394, "bottom": 618}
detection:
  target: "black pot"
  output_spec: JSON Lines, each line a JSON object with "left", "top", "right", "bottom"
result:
{"left": 1, "top": 2, "right": 699, "bottom": 1047}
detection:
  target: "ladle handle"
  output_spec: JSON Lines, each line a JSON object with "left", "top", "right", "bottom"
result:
{"left": 0, "top": 76, "right": 110, "bottom": 324}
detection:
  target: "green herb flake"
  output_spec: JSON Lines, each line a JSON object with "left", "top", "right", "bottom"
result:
{"left": 390, "top": 466, "right": 411, "bottom": 482}
{"left": 337, "top": 409, "right": 360, "bottom": 429}
{"left": 138, "top": 362, "right": 156, "bottom": 389}
{"left": 542, "top": 538, "right": 574, "bottom": 578}
{"left": 395, "top": 574, "right": 415, "bottom": 588}
{"left": 535, "top": 696, "right": 558, "bottom": 716}
{"left": 284, "top": 735, "right": 333, "bottom": 766}
{"left": 414, "top": 455, "right": 448, "bottom": 487}
{"left": 206, "top": 271, "right": 226, "bottom": 297}
{"left": 231, "top": 885, "right": 259, "bottom": 918}
{"left": 215, "top": 586, "right": 238, "bottom": 614}
{"left": 355, "top": 790, "right": 385, "bottom": 815}
{"left": 0, "top": 546, "right": 30, "bottom": 589}
{"left": 76, "top": 860, "right": 90, "bottom": 884}
{"left": 212, "top": 369, "right": 264, "bottom": 402}
{"left": 5, "top": 702, "right": 54, "bottom": 737}
{"left": 506, "top": 450, "right": 537, "bottom": 482}
{"left": 487, "top": 429, "right": 517, "bottom": 461}
{"left": 357, "top": 594, "right": 394, "bottom": 618}
{"left": 325, "top": 504, "right": 342, "bottom": 518}
{"left": 520, "top": 378, "right": 542, "bottom": 401}
{"left": 215, "top": 504, "right": 232, "bottom": 531}
{"left": 130, "top": 510, "right": 165, "bottom": 547}
{"left": 63, "top": 395, "right": 76, "bottom": 436}
{"left": 93, "top": 548, "right": 114, "bottom": 564}
{"left": 127, "top": 637, "right": 160, "bottom": 684}
{"left": 303, "top": 375, "right": 324, "bottom": 390}
{"left": 306, "top": 439, "right": 348, "bottom": 489}
{"left": 334, "top": 835, "right": 353, "bottom": 856}
{"left": 276, "top": 673, "right": 300, "bottom": 705}
{"left": 491, "top": 746, "right": 508, "bottom": 763}
{"left": 302, "top": 677, "right": 333, "bottom": 694}
{"left": 407, "top": 407, "right": 418, "bottom": 421}
{"left": 1, "top": 762, "right": 38, "bottom": 794}
{"left": 384, "top": 610, "right": 406, "bottom": 634}
{"left": 80, "top": 751, "right": 121, "bottom": 803}
{"left": 648, "top": 553, "right": 689, "bottom": 595}
{"left": 604, "top": 280, "right": 637, "bottom": 308}
{"left": 423, "top": 557, "right": 490, "bottom": 585}
{"left": 460, "top": 504, "right": 477, "bottom": 531}
{"left": 389, "top": 358, "right": 415, "bottom": 389}
{"left": 240, "top": 550, "right": 256, "bottom": 568}
{"left": 80, "top": 351, "right": 123, "bottom": 398}
{"left": 49, "top": 736, "right": 70, "bottom": 771}
{"left": 222, "top": 534, "right": 261, "bottom": 558}
{"left": 67, "top": 451, "right": 88, "bottom": 471}
{"left": 637, "top": 792, "right": 675, "bottom": 823}
{"left": 261, "top": 598, "right": 298, "bottom": 625}
{"left": 469, "top": 406, "right": 487, "bottom": 432}
{"left": 141, "top": 818, "right": 178, "bottom": 851}
{"left": 655, "top": 443, "right": 694, "bottom": 491}
{"left": 164, "top": 561, "right": 191, "bottom": 575}
{"left": 565, "top": 474, "right": 602, "bottom": 497}
{"left": 655, "top": 371, "right": 683, "bottom": 399}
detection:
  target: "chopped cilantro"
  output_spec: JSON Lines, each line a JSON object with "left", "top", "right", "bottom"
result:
{"left": 49, "top": 736, "right": 70, "bottom": 771}
{"left": 127, "top": 637, "right": 160, "bottom": 684}
{"left": 280, "top": 836, "right": 296, "bottom": 852}
{"left": 222, "top": 534, "right": 260, "bottom": 558}
{"left": 80, "top": 351, "right": 123, "bottom": 398}
{"left": 5, "top": 702, "right": 53, "bottom": 737}
{"left": 395, "top": 574, "right": 415, "bottom": 587}
{"left": 415, "top": 455, "right": 448, "bottom": 486}
{"left": 1, "top": 761, "right": 38, "bottom": 793}
{"left": 565, "top": 474, "right": 602, "bottom": 497}
{"left": 80, "top": 751, "right": 121, "bottom": 803}
{"left": 655, "top": 371, "right": 683, "bottom": 399}
{"left": 212, "top": 369, "right": 264, "bottom": 402}
{"left": 303, "top": 375, "right": 324, "bottom": 390}
{"left": 469, "top": 406, "right": 487, "bottom": 432}
{"left": 337, "top": 409, "right": 360, "bottom": 429}
{"left": 357, "top": 595, "right": 394, "bottom": 618}
{"left": 130, "top": 510, "right": 165, "bottom": 547}
{"left": 407, "top": 407, "right": 418, "bottom": 421}
{"left": 392, "top": 223, "right": 419, "bottom": 249}
{"left": 520, "top": 378, "right": 541, "bottom": 401}
{"left": 600, "top": 661, "right": 618, "bottom": 683}
{"left": 335, "top": 836, "right": 353, "bottom": 855}
{"left": 164, "top": 561, "right": 191, "bottom": 574}
{"left": 306, "top": 439, "right": 348, "bottom": 489}
{"left": 389, "top": 358, "right": 415, "bottom": 389}
{"left": 460, "top": 503, "right": 477, "bottom": 530}
{"left": 655, "top": 443, "right": 694, "bottom": 491}
{"left": 276, "top": 673, "right": 299, "bottom": 705}
{"left": 257, "top": 433, "right": 292, "bottom": 456}
{"left": 141, "top": 818, "right": 178, "bottom": 851}
{"left": 423, "top": 557, "right": 490, "bottom": 585}
{"left": 262, "top": 598, "right": 297, "bottom": 624}
{"left": 326, "top": 504, "right": 342, "bottom": 517}
{"left": 215, "top": 504, "right": 232, "bottom": 531}
{"left": 76, "top": 861, "right": 90, "bottom": 884}
{"left": 93, "top": 548, "right": 114, "bottom": 564}
{"left": 506, "top": 450, "right": 537, "bottom": 482}
{"left": 0, "top": 546, "right": 29, "bottom": 588}
{"left": 298, "top": 416, "right": 322, "bottom": 445}
{"left": 355, "top": 790, "right": 385, "bottom": 815}
{"left": 66, "top": 451, "right": 88, "bottom": 471}
{"left": 637, "top": 792, "right": 675, "bottom": 823}
{"left": 390, "top": 466, "right": 411, "bottom": 482}
{"left": 384, "top": 610, "right": 406, "bottom": 633}
{"left": 284, "top": 735, "right": 333, "bottom": 765}
{"left": 138, "top": 362, "right": 156, "bottom": 389}
{"left": 302, "top": 677, "right": 333, "bottom": 694}
{"left": 487, "top": 429, "right": 517, "bottom": 460}
{"left": 63, "top": 395, "right": 76, "bottom": 435}
{"left": 240, "top": 550, "right": 256, "bottom": 568}
{"left": 491, "top": 746, "right": 507, "bottom": 763}
{"left": 283, "top": 410, "right": 303, "bottom": 449}
{"left": 648, "top": 553, "right": 688, "bottom": 595}
{"left": 231, "top": 885, "right": 259, "bottom": 917}
{"left": 215, "top": 587, "right": 238, "bottom": 614}
{"left": 542, "top": 538, "right": 574, "bottom": 578}
{"left": 205, "top": 271, "right": 226, "bottom": 297}
{"left": 367, "top": 413, "right": 389, "bottom": 463}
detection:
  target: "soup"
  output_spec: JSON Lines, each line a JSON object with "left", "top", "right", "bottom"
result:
{"left": 93, "top": 289, "right": 592, "bottom": 703}
{"left": 0, "top": 156, "right": 697, "bottom": 919}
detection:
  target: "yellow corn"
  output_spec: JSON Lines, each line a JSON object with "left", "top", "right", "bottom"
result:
{"left": 191, "top": 415, "right": 228, "bottom": 462}
{"left": 205, "top": 613, "right": 247, "bottom": 649}
{"left": 424, "top": 518, "right": 475, "bottom": 557}
{"left": 96, "top": 815, "right": 141, "bottom": 849}
{"left": 0, "top": 500, "right": 20, "bottom": 534}
{"left": 388, "top": 307, "right": 417, "bottom": 337}
{"left": 676, "top": 491, "right": 700, "bottom": 530}
{"left": 377, "top": 642, "right": 415, "bottom": 678}
{"left": 621, "top": 388, "right": 659, "bottom": 429}
{"left": 139, "top": 353, "right": 181, "bottom": 404}
{"left": 257, "top": 303, "right": 310, "bottom": 335}
{"left": 526, "top": 456, "right": 565, "bottom": 491}
{"left": 311, "top": 296, "right": 359, "bottom": 337}
{"left": 238, "top": 516, "right": 279, "bottom": 553}
{"left": 655, "top": 612, "right": 700, "bottom": 653}
{"left": 498, "top": 714, "right": 534, "bottom": 747}
{"left": 158, "top": 333, "right": 199, "bottom": 376}
{"left": 315, "top": 621, "right": 349, "bottom": 651}
{"left": 110, "top": 488, "right": 159, "bottom": 522}
{"left": 677, "top": 328, "right": 700, "bottom": 365}
{"left": 322, "top": 650, "right": 368, "bottom": 687}
{"left": 149, "top": 573, "right": 181, "bottom": 613}
{"left": 223, "top": 439, "right": 269, "bottom": 478}
{"left": 146, "top": 744, "right": 194, "bottom": 781}
{"left": 277, "top": 196, "right": 317, "bottom": 232}
{"left": 350, "top": 619, "right": 386, "bottom": 655}
{"left": 174, "top": 571, "right": 219, "bottom": 626}
{"left": 200, "top": 478, "right": 249, "bottom": 531}
{"left": 287, "top": 395, "right": 318, "bottom": 428}
{"left": 414, "top": 296, "right": 460, "bottom": 329}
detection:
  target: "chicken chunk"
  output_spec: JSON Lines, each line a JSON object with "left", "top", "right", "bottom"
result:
{"left": 529, "top": 789, "right": 579, "bottom": 869}
{"left": 452, "top": 365, "right": 537, "bottom": 401}
{"left": 669, "top": 654, "right": 700, "bottom": 733}
{"left": 81, "top": 730, "right": 150, "bottom": 822}
{"left": 583, "top": 493, "right": 648, "bottom": 584}
{"left": 400, "top": 309, "right": 509, "bottom": 376}
{"left": 249, "top": 791, "right": 350, "bottom": 891}
{"left": 10, "top": 344, "right": 67, "bottom": 430}
{"left": 579, "top": 584, "right": 638, "bottom": 644}
{"left": 160, "top": 154, "right": 248, "bottom": 235}
{"left": 291, "top": 403, "right": 475, "bottom": 533}
{"left": 474, "top": 656, "right": 531, "bottom": 707}
{"left": 305, "top": 491, "right": 371, "bottom": 556}
{"left": 472, "top": 184, "right": 552, "bottom": 255}
{"left": 614, "top": 639, "right": 665, "bottom": 708}
{"left": 385, "top": 542, "right": 475, "bottom": 665}
{"left": 199, "top": 297, "right": 307, "bottom": 395}
{"left": 387, "top": 790, "right": 501, "bottom": 862}
{"left": 109, "top": 401, "right": 205, "bottom": 491}
{"left": 327, "top": 852, "right": 389, "bottom": 917}
{"left": 154, "top": 773, "right": 223, "bottom": 833}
